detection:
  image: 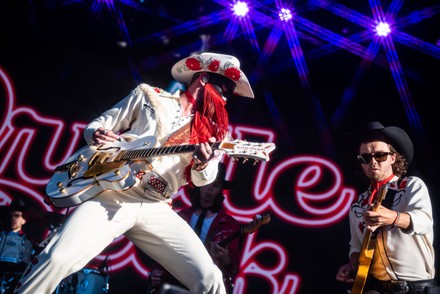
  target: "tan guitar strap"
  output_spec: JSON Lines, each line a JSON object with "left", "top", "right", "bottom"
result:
{"left": 163, "top": 122, "right": 191, "bottom": 146}
{"left": 139, "top": 122, "right": 191, "bottom": 170}
{"left": 375, "top": 229, "right": 398, "bottom": 280}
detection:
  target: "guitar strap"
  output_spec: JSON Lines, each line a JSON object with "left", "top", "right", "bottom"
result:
{"left": 134, "top": 122, "right": 191, "bottom": 175}
{"left": 163, "top": 122, "right": 191, "bottom": 146}
{"left": 380, "top": 186, "right": 397, "bottom": 210}
{"left": 374, "top": 178, "right": 404, "bottom": 280}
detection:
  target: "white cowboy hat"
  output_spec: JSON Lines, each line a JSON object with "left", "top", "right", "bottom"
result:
{"left": 171, "top": 52, "right": 255, "bottom": 99}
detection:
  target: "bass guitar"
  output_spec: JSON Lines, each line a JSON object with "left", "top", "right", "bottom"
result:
{"left": 147, "top": 212, "right": 271, "bottom": 294}
{"left": 46, "top": 136, "right": 276, "bottom": 208}
{"left": 350, "top": 185, "right": 388, "bottom": 294}
{"left": 219, "top": 212, "right": 271, "bottom": 293}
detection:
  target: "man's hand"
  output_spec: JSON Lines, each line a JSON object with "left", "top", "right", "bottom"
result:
{"left": 362, "top": 205, "right": 397, "bottom": 230}
{"left": 210, "top": 242, "right": 231, "bottom": 268}
{"left": 193, "top": 137, "right": 216, "bottom": 170}
{"left": 336, "top": 262, "right": 355, "bottom": 283}
{"left": 92, "top": 128, "right": 120, "bottom": 145}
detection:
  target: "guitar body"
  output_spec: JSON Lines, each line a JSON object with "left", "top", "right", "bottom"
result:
{"left": 46, "top": 136, "right": 158, "bottom": 208}
{"left": 351, "top": 231, "right": 376, "bottom": 294}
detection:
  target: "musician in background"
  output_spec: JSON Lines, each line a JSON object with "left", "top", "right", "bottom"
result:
{"left": 0, "top": 198, "right": 34, "bottom": 293}
{"left": 4, "top": 199, "right": 28, "bottom": 235}
{"left": 335, "top": 122, "right": 436, "bottom": 293}
{"left": 149, "top": 162, "right": 241, "bottom": 293}
{"left": 14, "top": 52, "right": 255, "bottom": 294}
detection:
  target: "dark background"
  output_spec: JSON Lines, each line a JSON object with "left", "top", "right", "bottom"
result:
{"left": 1, "top": 1, "right": 439, "bottom": 293}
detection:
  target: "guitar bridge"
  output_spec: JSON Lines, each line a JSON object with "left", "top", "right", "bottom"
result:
{"left": 83, "top": 151, "right": 126, "bottom": 178}
{"left": 88, "top": 151, "right": 110, "bottom": 168}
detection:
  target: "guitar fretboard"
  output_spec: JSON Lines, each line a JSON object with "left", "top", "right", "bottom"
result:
{"left": 118, "top": 142, "right": 222, "bottom": 161}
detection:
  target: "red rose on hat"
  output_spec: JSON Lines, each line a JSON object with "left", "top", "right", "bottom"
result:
{"left": 185, "top": 58, "right": 202, "bottom": 70}
{"left": 224, "top": 67, "right": 241, "bottom": 81}
{"left": 208, "top": 60, "right": 220, "bottom": 72}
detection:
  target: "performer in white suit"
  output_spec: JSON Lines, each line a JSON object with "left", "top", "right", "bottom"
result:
{"left": 14, "top": 52, "right": 254, "bottom": 294}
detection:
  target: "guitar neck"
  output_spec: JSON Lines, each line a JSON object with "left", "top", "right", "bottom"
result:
{"left": 351, "top": 185, "right": 388, "bottom": 294}
{"left": 120, "top": 142, "right": 221, "bottom": 161}
{"left": 217, "top": 213, "right": 271, "bottom": 247}
{"left": 218, "top": 230, "right": 241, "bottom": 248}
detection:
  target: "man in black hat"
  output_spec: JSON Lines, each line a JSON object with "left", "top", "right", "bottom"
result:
{"left": 336, "top": 122, "right": 436, "bottom": 293}
{"left": 0, "top": 198, "right": 34, "bottom": 293}
{"left": 6, "top": 199, "right": 28, "bottom": 235}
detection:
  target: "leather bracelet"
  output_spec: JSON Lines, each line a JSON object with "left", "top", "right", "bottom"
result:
{"left": 391, "top": 211, "right": 400, "bottom": 229}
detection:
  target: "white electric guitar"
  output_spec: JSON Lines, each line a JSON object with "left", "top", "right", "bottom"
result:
{"left": 46, "top": 136, "right": 276, "bottom": 208}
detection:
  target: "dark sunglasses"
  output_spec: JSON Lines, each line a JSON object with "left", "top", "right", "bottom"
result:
{"left": 212, "top": 84, "right": 233, "bottom": 100}
{"left": 357, "top": 152, "right": 394, "bottom": 164}
{"left": 194, "top": 73, "right": 235, "bottom": 99}
{"left": 10, "top": 212, "right": 23, "bottom": 218}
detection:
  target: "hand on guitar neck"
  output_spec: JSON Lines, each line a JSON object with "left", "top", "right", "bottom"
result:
{"left": 350, "top": 185, "right": 388, "bottom": 294}
{"left": 336, "top": 185, "right": 389, "bottom": 294}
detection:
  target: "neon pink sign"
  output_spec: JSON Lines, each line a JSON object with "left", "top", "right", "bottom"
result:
{"left": 0, "top": 66, "right": 355, "bottom": 293}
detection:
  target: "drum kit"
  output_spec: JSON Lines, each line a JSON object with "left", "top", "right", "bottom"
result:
{"left": 0, "top": 207, "right": 110, "bottom": 294}
{"left": 0, "top": 231, "right": 33, "bottom": 294}
{"left": 53, "top": 268, "right": 109, "bottom": 294}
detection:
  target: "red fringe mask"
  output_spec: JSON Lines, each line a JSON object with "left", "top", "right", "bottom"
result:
{"left": 186, "top": 83, "right": 229, "bottom": 143}
{"left": 184, "top": 83, "right": 229, "bottom": 185}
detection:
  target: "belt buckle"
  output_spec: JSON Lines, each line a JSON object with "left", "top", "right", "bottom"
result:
{"left": 142, "top": 171, "right": 169, "bottom": 196}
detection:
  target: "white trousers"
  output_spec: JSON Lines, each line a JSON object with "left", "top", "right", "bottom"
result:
{"left": 15, "top": 190, "right": 226, "bottom": 294}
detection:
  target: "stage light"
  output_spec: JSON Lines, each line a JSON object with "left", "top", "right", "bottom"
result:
{"left": 232, "top": 1, "right": 249, "bottom": 17}
{"left": 278, "top": 8, "right": 293, "bottom": 22}
{"left": 375, "top": 21, "right": 391, "bottom": 37}
{"left": 116, "top": 41, "right": 128, "bottom": 48}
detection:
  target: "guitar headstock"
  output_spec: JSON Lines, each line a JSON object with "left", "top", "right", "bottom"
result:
{"left": 218, "top": 140, "right": 276, "bottom": 163}
{"left": 242, "top": 212, "right": 271, "bottom": 234}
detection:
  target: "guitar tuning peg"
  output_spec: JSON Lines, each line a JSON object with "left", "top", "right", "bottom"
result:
{"left": 253, "top": 160, "right": 259, "bottom": 166}
{"left": 242, "top": 158, "right": 248, "bottom": 163}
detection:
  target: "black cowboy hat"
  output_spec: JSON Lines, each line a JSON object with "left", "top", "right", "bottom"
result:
{"left": 344, "top": 121, "right": 414, "bottom": 165}
{"left": 0, "top": 198, "right": 29, "bottom": 230}
{"left": 9, "top": 197, "right": 29, "bottom": 213}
